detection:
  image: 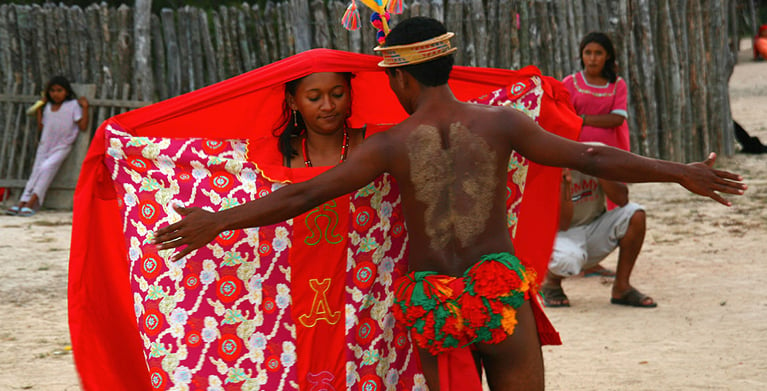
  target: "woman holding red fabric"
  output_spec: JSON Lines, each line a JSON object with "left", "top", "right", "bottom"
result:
{"left": 563, "top": 32, "right": 630, "bottom": 152}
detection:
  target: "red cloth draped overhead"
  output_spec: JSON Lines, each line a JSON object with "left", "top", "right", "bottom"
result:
{"left": 69, "top": 48, "right": 580, "bottom": 390}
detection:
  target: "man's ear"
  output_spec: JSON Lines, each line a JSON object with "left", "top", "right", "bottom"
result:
{"left": 392, "top": 68, "right": 410, "bottom": 89}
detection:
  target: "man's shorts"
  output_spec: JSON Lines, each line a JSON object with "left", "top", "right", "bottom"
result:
{"left": 392, "top": 252, "right": 535, "bottom": 355}
{"left": 548, "top": 202, "right": 644, "bottom": 277}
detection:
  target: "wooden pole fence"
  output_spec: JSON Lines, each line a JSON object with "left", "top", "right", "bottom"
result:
{"left": 0, "top": 1, "right": 752, "bottom": 207}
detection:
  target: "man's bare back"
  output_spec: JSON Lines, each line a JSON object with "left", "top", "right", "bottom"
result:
{"left": 374, "top": 100, "right": 550, "bottom": 389}
{"left": 377, "top": 101, "right": 526, "bottom": 276}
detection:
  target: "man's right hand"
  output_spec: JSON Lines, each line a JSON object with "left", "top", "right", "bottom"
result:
{"left": 153, "top": 206, "right": 225, "bottom": 261}
{"left": 681, "top": 153, "right": 746, "bottom": 206}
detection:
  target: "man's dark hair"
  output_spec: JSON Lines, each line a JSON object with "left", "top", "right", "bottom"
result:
{"left": 383, "top": 17, "right": 454, "bottom": 86}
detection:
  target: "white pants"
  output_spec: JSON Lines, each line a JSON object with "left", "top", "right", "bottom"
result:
{"left": 548, "top": 202, "right": 644, "bottom": 277}
{"left": 20, "top": 142, "right": 72, "bottom": 206}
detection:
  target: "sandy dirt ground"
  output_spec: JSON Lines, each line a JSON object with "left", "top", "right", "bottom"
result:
{"left": 0, "top": 50, "right": 765, "bottom": 391}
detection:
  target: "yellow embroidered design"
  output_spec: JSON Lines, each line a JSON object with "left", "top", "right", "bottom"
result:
{"left": 298, "top": 278, "right": 342, "bottom": 327}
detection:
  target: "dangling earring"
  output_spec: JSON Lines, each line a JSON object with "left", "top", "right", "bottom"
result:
{"left": 293, "top": 110, "right": 298, "bottom": 127}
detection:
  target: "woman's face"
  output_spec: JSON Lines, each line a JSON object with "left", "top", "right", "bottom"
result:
{"left": 289, "top": 72, "right": 351, "bottom": 135}
{"left": 581, "top": 42, "right": 609, "bottom": 77}
{"left": 48, "top": 84, "right": 68, "bottom": 104}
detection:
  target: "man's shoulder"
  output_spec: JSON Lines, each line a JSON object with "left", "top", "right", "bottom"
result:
{"left": 466, "top": 101, "right": 519, "bottom": 118}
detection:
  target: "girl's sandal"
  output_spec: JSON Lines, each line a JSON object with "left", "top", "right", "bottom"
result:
{"left": 18, "top": 207, "right": 36, "bottom": 217}
{"left": 5, "top": 206, "right": 20, "bottom": 216}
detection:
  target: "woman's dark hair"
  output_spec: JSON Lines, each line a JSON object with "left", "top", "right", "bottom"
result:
{"left": 45, "top": 75, "right": 77, "bottom": 102}
{"left": 273, "top": 72, "right": 354, "bottom": 160}
{"left": 579, "top": 32, "right": 618, "bottom": 83}
{"left": 383, "top": 17, "right": 453, "bottom": 86}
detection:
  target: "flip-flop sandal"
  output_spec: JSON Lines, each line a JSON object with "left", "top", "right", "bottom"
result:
{"left": 611, "top": 288, "right": 657, "bottom": 308}
{"left": 584, "top": 266, "right": 617, "bottom": 278}
{"left": 541, "top": 285, "right": 570, "bottom": 307}
{"left": 5, "top": 206, "right": 20, "bottom": 215}
{"left": 18, "top": 207, "right": 36, "bottom": 217}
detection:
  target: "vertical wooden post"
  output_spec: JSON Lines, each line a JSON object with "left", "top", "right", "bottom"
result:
{"left": 469, "top": 0, "right": 487, "bottom": 67}
{"left": 188, "top": 7, "right": 205, "bottom": 89}
{"left": 328, "top": 1, "right": 350, "bottom": 53}
{"left": 134, "top": 0, "right": 153, "bottom": 101}
{"left": 198, "top": 9, "right": 217, "bottom": 86}
{"left": 160, "top": 8, "right": 180, "bottom": 97}
{"left": 292, "top": 0, "right": 312, "bottom": 53}
{"left": 445, "top": 0, "right": 464, "bottom": 65}
{"left": 150, "top": 13, "right": 167, "bottom": 100}
{"left": 497, "top": 0, "right": 513, "bottom": 70}
{"left": 311, "top": 0, "right": 331, "bottom": 49}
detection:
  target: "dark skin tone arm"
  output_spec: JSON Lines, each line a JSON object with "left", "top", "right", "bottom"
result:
{"left": 558, "top": 169, "right": 573, "bottom": 231}
{"left": 76, "top": 97, "right": 89, "bottom": 131}
{"left": 582, "top": 113, "right": 625, "bottom": 128}
{"left": 155, "top": 131, "right": 395, "bottom": 260}
{"left": 155, "top": 99, "right": 746, "bottom": 261}
{"left": 501, "top": 108, "right": 744, "bottom": 205}
{"left": 558, "top": 169, "right": 628, "bottom": 231}
{"left": 36, "top": 104, "right": 43, "bottom": 132}
{"left": 601, "top": 177, "right": 629, "bottom": 206}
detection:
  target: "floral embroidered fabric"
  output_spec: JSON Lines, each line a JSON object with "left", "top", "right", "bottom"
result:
{"left": 105, "top": 124, "right": 424, "bottom": 390}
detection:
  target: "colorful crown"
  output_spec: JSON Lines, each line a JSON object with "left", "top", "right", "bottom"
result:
{"left": 373, "top": 32, "right": 457, "bottom": 67}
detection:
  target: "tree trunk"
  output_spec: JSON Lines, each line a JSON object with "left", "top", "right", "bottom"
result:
{"left": 134, "top": 0, "right": 153, "bottom": 101}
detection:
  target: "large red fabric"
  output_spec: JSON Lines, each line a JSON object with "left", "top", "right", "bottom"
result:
{"left": 69, "top": 49, "right": 580, "bottom": 390}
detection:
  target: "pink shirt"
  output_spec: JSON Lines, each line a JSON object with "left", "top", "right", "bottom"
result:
{"left": 562, "top": 71, "right": 630, "bottom": 151}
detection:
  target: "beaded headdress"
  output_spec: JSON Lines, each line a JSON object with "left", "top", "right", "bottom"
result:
{"left": 341, "top": 0, "right": 456, "bottom": 67}
{"left": 373, "top": 32, "right": 457, "bottom": 67}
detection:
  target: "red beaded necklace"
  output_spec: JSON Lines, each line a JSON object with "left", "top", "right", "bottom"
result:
{"left": 302, "top": 128, "right": 350, "bottom": 167}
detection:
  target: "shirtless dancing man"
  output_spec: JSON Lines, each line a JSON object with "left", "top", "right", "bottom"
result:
{"left": 155, "top": 17, "right": 746, "bottom": 391}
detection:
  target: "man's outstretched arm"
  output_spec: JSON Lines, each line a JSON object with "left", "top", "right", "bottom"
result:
{"left": 504, "top": 108, "right": 747, "bottom": 206}
{"left": 154, "top": 132, "right": 392, "bottom": 260}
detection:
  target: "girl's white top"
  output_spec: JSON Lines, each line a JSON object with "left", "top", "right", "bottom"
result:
{"left": 41, "top": 99, "right": 83, "bottom": 147}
